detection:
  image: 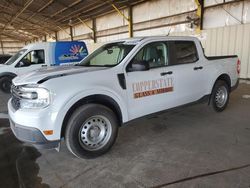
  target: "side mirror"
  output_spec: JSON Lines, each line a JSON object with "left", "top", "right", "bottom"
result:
{"left": 16, "top": 60, "right": 31, "bottom": 67}
{"left": 128, "top": 60, "right": 150, "bottom": 72}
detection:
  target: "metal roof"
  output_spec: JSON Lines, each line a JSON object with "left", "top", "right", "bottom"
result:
{"left": 0, "top": 0, "right": 149, "bottom": 42}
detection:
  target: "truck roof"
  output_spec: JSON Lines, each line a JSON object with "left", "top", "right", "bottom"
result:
{"left": 111, "top": 36, "right": 199, "bottom": 45}
{"left": 22, "top": 41, "right": 86, "bottom": 50}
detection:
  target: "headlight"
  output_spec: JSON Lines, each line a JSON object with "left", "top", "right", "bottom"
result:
{"left": 18, "top": 86, "right": 50, "bottom": 109}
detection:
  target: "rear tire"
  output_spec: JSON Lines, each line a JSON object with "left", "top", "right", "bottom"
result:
{"left": 0, "top": 76, "right": 12, "bottom": 93}
{"left": 65, "top": 104, "right": 119, "bottom": 159}
{"left": 210, "top": 80, "right": 229, "bottom": 112}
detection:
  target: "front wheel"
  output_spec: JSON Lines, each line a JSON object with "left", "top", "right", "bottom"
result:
{"left": 210, "top": 80, "right": 230, "bottom": 112}
{"left": 65, "top": 104, "right": 119, "bottom": 159}
{"left": 0, "top": 76, "right": 12, "bottom": 93}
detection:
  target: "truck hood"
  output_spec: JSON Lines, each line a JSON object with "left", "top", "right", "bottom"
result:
{"left": 0, "top": 64, "right": 7, "bottom": 68}
{"left": 0, "top": 64, "right": 9, "bottom": 72}
{"left": 13, "top": 66, "right": 108, "bottom": 86}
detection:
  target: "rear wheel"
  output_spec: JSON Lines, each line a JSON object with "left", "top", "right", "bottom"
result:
{"left": 65, "top": 104, "right": 119, "bottom": 159}
{"left": 0, "top": 76, "right": 12, "bottom": 93}
{"left": 210, "top": 80, "right": 229, "bottom": 112}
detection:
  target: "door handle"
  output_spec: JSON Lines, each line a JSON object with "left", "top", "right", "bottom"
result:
{"left": 194, "top": 66, "right": 203, "bottom": 70}
{"left": 42, "top": 65, "right": 47, "bottom": 67}
{"left": 160, "top": 71, "right": 173, "bottom": 76}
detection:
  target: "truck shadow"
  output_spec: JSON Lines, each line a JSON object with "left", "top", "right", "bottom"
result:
{"left": 0, "top": 119, "right": 50, "bottom": 188}
{"left": 0, "top": 91, "right": 10, "bottom": 113}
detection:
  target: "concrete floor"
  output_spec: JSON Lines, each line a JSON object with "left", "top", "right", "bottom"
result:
{"left": 0, "top": 82, "right": 250, "bottom": 188}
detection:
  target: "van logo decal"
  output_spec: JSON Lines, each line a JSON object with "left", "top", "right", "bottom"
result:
{"left": 132, "top": 78, "right": 174, "bottom": 99}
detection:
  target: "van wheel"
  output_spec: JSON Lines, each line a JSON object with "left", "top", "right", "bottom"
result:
{"left": 210, "top": 80, "right": 229, "bottom": 112}
{"left": 65, "top": 104, "right": 119, "bottom": 159}
{"left": 0, "top": 77, "right": 12, "bottom": 93}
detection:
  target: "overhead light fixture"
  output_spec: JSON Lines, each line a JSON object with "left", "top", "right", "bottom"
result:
{"left": 69, "top": 19, "right": 73, "bottom": 26}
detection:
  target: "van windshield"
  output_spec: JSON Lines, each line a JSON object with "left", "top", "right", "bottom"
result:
{"left": 78, "top": 42, "right": 135, "bottom": 67}
{"left": 5, "top": 49, "right": 27, "bottom": 65}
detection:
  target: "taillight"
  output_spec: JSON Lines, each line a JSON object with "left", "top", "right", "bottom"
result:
{"left": 237, "top": 59, "right": 241, "bottom": 74}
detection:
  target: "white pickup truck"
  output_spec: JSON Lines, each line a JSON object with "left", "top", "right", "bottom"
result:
{"left": 8, "top": 36, "right": 240, "bottom": 159}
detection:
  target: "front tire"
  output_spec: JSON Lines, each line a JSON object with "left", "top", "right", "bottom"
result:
{"left": 210, "top": 80, "right": 229, "bottom": 112}
{"left": 65, "top": 104, "right": 119, "bottom": 159}
{"left": 0, "top": 76, "right": 12, "bottom": 93}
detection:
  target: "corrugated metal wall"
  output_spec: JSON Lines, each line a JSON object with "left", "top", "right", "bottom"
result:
{"left": 0, "top": 40, "right": 25, "bottom": 55}
{"left": 202, "top": 24, "right": 250, "bottom": 79}
{"left": 172, "top": 24, "right": 250, "bottom": 79}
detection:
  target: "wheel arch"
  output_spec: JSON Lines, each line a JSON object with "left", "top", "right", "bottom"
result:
{"left": 0, "top": 72, "right": 17, "bottom": 79}
{"left": 61, "top": 94, "right": 123, "bottom": 138}
{"left": 209, "top": 73, "right": 231, "bottom": 104}
{"left": 213, "top": 74, "right": 231, "bottom": 91}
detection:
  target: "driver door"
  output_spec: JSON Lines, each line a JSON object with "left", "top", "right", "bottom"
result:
{"left": 125, "top": 41, "right": 177, "bottom": 120}
{"left": 15, "top": 49, "right": 46, "bottom": 75}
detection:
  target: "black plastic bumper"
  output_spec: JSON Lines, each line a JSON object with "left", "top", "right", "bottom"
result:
{"left": 10, "top": 119, "right": 60, "bottom": 149}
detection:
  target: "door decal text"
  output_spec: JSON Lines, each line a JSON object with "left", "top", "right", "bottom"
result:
{"left": 132, "top": 78, "right": 173, "bottom": 99}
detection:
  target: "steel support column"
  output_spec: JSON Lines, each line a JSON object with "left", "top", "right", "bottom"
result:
{"left": 0, "top": 37, "right": 4, "bottom": 54}
{"left": 195, "top": 0, "right": 204, "bottom": 32}
{"left": 111, "top": 3, "right": 133, "bottom": 38}
{"left": 128, "top": 6, "right": 133, "bottom": 37}
{"left": 92, "top": 18, "right": 97, "bottom": 43}
{"left": 57, "top": 26, "right": 71, "bottom": 40}
{"left": 77, "top": 17, "right": 96, "bottom": 43}
{"left": 55, "top": 31, "right": 58, "bottom": 41}
{"left": 70, "top": 26, "right": 73, "bottom": 41}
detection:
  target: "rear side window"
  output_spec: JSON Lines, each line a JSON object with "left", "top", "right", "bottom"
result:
{"left": 172, "top": 41, "right": 198, "bottom": 65}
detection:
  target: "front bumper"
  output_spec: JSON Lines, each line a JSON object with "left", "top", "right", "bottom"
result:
{"left": 8, "top": 98, "right": 61, "bottom": 150}
{"left": 10, "top": 118, "right": 60, "bottom": 149}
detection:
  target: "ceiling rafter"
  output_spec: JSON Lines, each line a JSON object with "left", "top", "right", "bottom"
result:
{"left": 0, "top": 0, "right": 150, "bottom": 41}
{"left": 0, "top": 2, "right": 61, "bottom": 32}
{"left": 55, "top": 1, "right": 107, "bottom": 23}
{"left": 1, "top": 33, "right": 31, "bottom": 41}
{"left": 0, "top": 11, "right": 57, "bottom": 35}
{"left": 50, "top": 0, "right": 82, "bottom": 18}
{"left": 0, "top": 0, "right": 34, "bottom": 34}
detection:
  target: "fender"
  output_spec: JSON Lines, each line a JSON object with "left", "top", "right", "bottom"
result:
{"left": 53, "top": 88, "right": 128, "bottom": 139}
{"left": 208, "top": 73, "right": 231, "bottom": 93}
{"left": 205, "top": 61, "right": 231, "bottom": 95}
{"left": 208, "top": 73, "right": 231, "bottom": 105}
{"left": 0, "top": 72, "right": 17, "bottom": 79}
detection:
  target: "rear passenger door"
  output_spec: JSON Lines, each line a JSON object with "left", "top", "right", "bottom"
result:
{"left": 166, "top": 40, "right": 206, "bottom": 105}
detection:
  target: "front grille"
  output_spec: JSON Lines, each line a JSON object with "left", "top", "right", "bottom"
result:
{"left": 11, "top": 85, "right": 21, "bottom": 111}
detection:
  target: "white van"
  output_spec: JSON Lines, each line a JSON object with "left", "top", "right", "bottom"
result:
{"left": 0, "top": 41, "right": 88, "bottom": 92}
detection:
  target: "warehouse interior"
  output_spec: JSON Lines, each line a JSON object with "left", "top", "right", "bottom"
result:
{"left": 1, "top": 0, "right": 250, "bottom": 78}
{"left": 0, "top": 0, "right": 250, "bottom": 187}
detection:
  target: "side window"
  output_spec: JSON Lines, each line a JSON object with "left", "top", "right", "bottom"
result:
{"left": 172, "top": 41, "right": 198, "bottom": 65}
{"left": 17, "top": 50, "right": 45, "bottom": 67}
{"left": 127, "top": 42, "right": 168, "bottom": 71}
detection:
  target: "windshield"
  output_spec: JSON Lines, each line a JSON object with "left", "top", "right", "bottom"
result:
{"left": 5, "top": 49, "right": 27, "bottom": 65}
{"left": 78, "top": 42, "right": 135, "bottom": 67}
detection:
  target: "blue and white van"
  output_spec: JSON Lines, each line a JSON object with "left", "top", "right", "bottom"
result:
{"left": 0, "top": 41, "right": 88, "bottom": 92}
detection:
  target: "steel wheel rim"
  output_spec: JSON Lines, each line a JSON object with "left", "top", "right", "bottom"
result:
{"left": 215, "top": 86, "right": 228, "bottom": 108}
{"left": 79, "top": 115, "right": 112, "bottom": 151}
